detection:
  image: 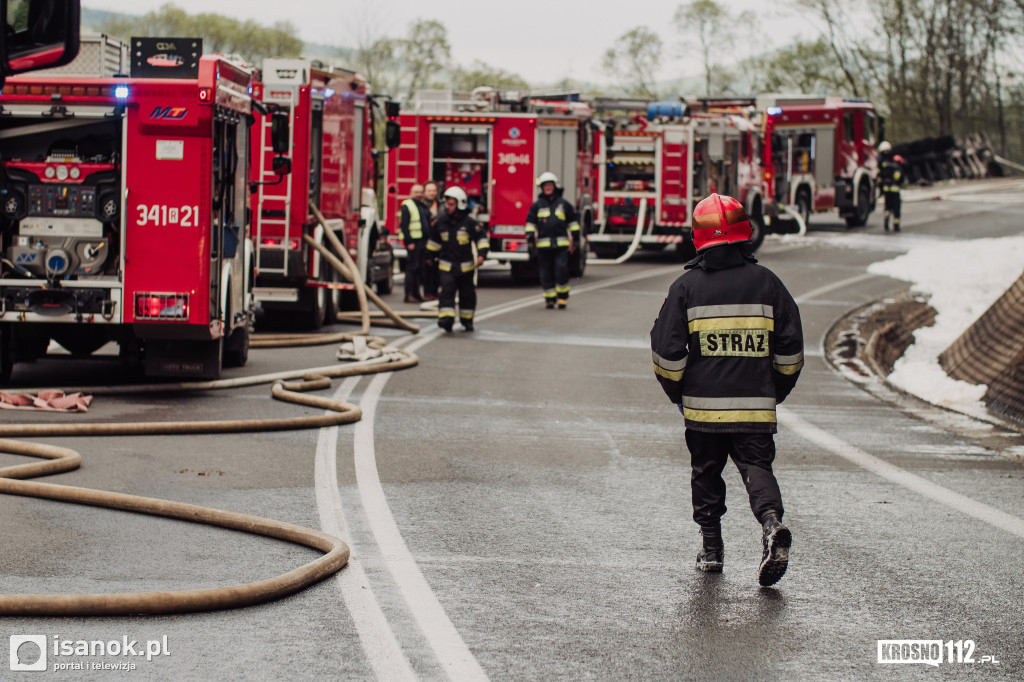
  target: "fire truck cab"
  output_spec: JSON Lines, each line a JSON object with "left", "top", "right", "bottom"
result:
{"left": 0, "top": 38, "right": 255, "bottom": 381}
{"left": 252, "top": 58, "right": 395, "bottom": 328}
{"left": 757, "top": 95, "right": 881, "bottom": 229}
{"left": 384, "top": 88, "right": 596, "bottom": 282}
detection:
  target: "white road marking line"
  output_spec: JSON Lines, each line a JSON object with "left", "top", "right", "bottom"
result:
{"left": 780, "top": 406, "right": 1024, "bottom": 540}
{"left": 794, "top": 272, "right": 879, "bottom": 304}
{"left": 315, "top": 376, "right": 416, "bottom": 682}
{"left": 355, "top": 373, "right": 489, "bottom": 682}
{"left": 348, "top": 263, "right": 686, "bottom": 679}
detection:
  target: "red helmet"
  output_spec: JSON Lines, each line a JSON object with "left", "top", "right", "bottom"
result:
{"left": 691, "top": 193, "right": 752, "bottom": 251}
{"left": 893, "top": 155, "right": 905, "bottom": 164}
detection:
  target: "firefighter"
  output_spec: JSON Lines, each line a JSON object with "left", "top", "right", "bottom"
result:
{"left": 421, "top": 180, "right": 441, "bottom": 300}
{"left": 426, "top": 186, "right": 489, "bottom": 331}
{"left": 877, "top": 141, "right": 904, "bottom": 232}
{"left": 650, "top": 193, "right": 804, "bottom": 587}
{"left": 525, "top": 172, "right": 580, "bottom": 309}
{"left": 400, "top": 184, "right": 431, "bottom": 303}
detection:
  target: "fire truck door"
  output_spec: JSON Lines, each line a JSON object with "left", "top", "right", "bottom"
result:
{"left": 536, "top": 127, "right": 578, "bottom": 205}
{"left": 770, "top": 133, "right": 792, "bottom": 204}
{"left": 212, "top": 116, "right": 248, "bottom": 321}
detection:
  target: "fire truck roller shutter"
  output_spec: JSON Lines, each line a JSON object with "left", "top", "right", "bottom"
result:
{"left": 537, "top": 127, "right": 578, "bottom": 205}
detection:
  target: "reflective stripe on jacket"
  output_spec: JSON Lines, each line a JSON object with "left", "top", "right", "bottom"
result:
{"left": 650, "top": 245, "right": 804, "bottom": 433}
{"left": 525, "top": 194, "right": 580, "bottom": 249}
{"left": 426, "top": 210, "right": 488, "bottom": 273}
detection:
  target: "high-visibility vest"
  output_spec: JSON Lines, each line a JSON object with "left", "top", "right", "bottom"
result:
{"left": 402, "top": 199, "right": 423, "bottom": 240}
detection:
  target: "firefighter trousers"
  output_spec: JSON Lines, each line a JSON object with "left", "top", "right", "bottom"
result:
{"left": 684, "top": 429, "right": 784, "bottom": 529}
{"left": 438, "top": 270, "right": 477, "bottom": 326}
{"left": 883, "top": 191, "right": 901, "bottom": 228}
{"left": 537, "top": 247, "right": 570, "bottom": 303}
{"left": 404, "top": 240, "right": 426, "bottom": 299}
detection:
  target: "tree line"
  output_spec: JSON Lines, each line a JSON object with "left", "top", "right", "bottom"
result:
{"left": 99, "top": 2, "right": 1024, "bottom": 160}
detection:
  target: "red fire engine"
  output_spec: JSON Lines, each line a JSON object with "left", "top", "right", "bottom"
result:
{"left": 0, "top": 38, "right": 255, "bottom": 381}
{"left": 251, "top": 59, "right": 396, "bottom": 328}
{"left": 384, "top": 88, "right": 595, "bottom": 281}
{"left": 591, "top": 99, "right": 764, "bottom": 257}
{"left": 755, "top": 95, "right": 881, "bottom": 229}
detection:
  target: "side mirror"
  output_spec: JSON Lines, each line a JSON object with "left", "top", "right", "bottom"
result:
{"left": 270, "top": 109, "right": 290, "bottom": 154}
{"left": 604, "top": 123, "right": 615, "bottom": 150}
{"left": 385, "top": 120, "right": 400, "bottom": 150}
{"left": 2, "top": 0, "right": 80, "bottom": 79}
{"left": 384, "top": 100, "right": 400, "bottom": 118}
{"left": 272, "top": 156, "right": 291, "bottom": 176}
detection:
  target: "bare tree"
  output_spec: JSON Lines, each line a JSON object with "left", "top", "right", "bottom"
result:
{"left": 674, "top": 0, "right": 726, "bottom": 96}
{"left": 601, "top": 26, "right": 663, "bottom": 98}
{"left": 398, "top": 19, "right": 451, "bottom": 101}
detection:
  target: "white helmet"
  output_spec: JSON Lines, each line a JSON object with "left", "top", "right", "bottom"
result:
{"left": 443, "top": 186, "right": 468, "bottom": 210}
{"left": 877, "top": 141, "right": 892, "bottom": 153}
{"left": 536, "top": 171, "right": 560, "bottom": 188}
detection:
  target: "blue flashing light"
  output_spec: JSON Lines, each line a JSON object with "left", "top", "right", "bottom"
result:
{"left": 324, "top": 88, "right": 335, "bottom": 98}
{"left": 766, "top": 106, "right": 782, "bottom": 115}
{"left": 114, "top": 85, "right": 130, "bottom": 99}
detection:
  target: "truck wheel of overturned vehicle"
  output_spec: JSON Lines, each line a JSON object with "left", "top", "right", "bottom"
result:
{"left": 845, "top": 182, "right": 871, "bottom": 228}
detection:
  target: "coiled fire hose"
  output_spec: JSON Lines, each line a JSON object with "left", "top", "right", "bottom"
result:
{"left": 0, "top": 209, "right": 425, "bottom": 616}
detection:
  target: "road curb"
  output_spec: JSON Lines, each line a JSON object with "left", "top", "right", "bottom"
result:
{"left": 823, "top": 293, "right": 1024, "bottom": 447}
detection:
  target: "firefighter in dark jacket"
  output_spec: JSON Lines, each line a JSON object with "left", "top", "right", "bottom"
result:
{"left": 400, "top": 184, "right": 431, "bottom": 302}
{"left": 650, "top": 193, "right": 804, "bottom": 587}
{"left": 877, "top": 141, "right": 904, "bottom": 232}
{"left": 426, "top": 186, "right": 489, "bottom": 331}
{"left": 525, "top": 172, "right": 580, "bottom": 309}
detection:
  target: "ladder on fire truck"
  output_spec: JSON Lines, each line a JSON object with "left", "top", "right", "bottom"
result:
{"left": 394, "top": 118, "right": 423, "bottom": 201}
{"left": 255, "top": 114, "right": 293, "bottom": 276}
{"left": 661, "top": 132, "right": 687, "bottom": 222}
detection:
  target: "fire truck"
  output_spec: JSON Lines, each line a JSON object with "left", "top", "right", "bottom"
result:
{"left": 0, "top": 38, "right": 256, "bottom": 381}
{"left": 383, "top": 88, "right": 596, "bottom": 281}
{"left": 591, "top": 98, "right": 764, "bottom": 258}
{"left": 251, "top": 59, "right": 396, "bottom": 328}
{"left": 755, "top": 95, "right": 881, "bottom": 229}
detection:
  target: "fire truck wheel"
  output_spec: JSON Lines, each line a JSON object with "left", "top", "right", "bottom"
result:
{"left": 748, "top": 211, "right": 766, "bottom": 252}
{"left": 796, "top": 191, "right": 812, "bottom": 229}
{"left": 223, "top": 326, "right": 249, "bottom": 368}
{"left": 299, "top": 287, "right": 327, "bottom": 330}
{"left": 845, "top": 182, "right": 871, "bottom": 227}
{"left": 376, "top": 258, "right": 394, "bottom": 295}
{"left": 0, "top": 326, "right": 11, "bottom": 384}
{"left": 569, "top": 239, "right": 588, "bottom": 278}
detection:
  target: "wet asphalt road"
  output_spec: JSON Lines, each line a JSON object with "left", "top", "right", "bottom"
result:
{"left": 1, "top": 181, "right": 1023, "bottom": 680}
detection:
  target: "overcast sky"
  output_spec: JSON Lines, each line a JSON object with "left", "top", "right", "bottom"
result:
{"left": 82, "top": 0, "right": 817, "bottom": 85}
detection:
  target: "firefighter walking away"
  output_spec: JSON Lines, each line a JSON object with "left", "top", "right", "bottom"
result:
{"left": 650, "top": 193, "right": 804, "bottom": 587}
{"left": 877, "top": 141, "right": 905, "bottom": 232}
{"left": 526, "top": 172, "right": 581, "bottom": 309}
{"left": 426, "top": 186, "right": 489, "bottom": 331}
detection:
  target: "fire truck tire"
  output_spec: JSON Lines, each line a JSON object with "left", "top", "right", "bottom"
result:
{"left": 748, "top": 211, "right": 766, "bottom": 252}
{"left": 796, "top": 191, "right": 812, "bottom": 229}
{"left": 845, "top": 182, "right": 871, "bottom": 227}
{"left": 299, "top": 287, "right": 327, "bottom": 330}
{"left": 223, "top": 326, "right": 249, "bottom": 368}
{"left": 0, "top": 326, "right": 11, "bottom": 384}
{"left": 592, "top": 244, "right": 627, "bottom": 260}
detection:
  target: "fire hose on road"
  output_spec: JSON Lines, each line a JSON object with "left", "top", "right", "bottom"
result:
{"left": 0, "top": 207, "right": 424, "bottom": 617}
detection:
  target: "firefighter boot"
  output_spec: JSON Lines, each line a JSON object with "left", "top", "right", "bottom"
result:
{"left": 557, "top": 298, "right": 568, "bottom": 310}
{"left": 438, "top": 317, "right": 454, "bottom": 333}
{"left": 893, "top": 217, "right": 901, "bottom": 232}
{"left": 758, "top": 512, "right": 791, "bottom": 587}
{"left": 695, "top": 525, "right": 724, "bottom": 573}
{"left": 460, "top": 314, "right": 474, "bottom": 331}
